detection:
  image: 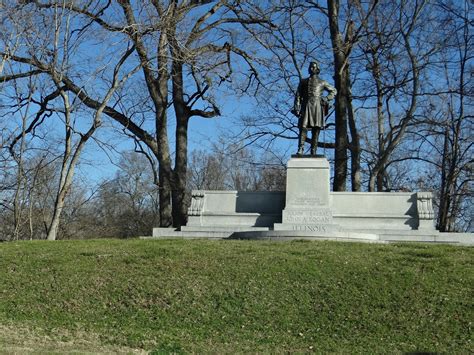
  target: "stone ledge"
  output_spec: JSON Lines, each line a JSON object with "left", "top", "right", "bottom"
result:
{"left": 181, "top": 226, "right": 270, "bottom": 232}
{"left": 145, "top": 228, "right": 474, "bottom": 245}
{"left": 192, "top": 212, "right": 280, "bottom": 217}
{"left": 230, "top": 230, "right": 379, "bottom": 242}
{"left": 287, "top": 158, "right": 330, "bottom": 168}
{"left": 333, "top": 213, "right": 413, "bottom": 218}
{"left": 150, "top": 228, "right": 231, "bottom": 239}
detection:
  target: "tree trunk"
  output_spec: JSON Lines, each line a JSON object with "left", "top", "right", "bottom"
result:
{"left": 117, "top": 2, "right": 173, "bottom": 227}
{"left": 46, "top": 117, "right": 93, "bottom": 240}
{"left": 368, "top": 172, "right": 377, "bottom": 192}
{"left": 328, "top": 0, "right": 348, "bottom": 191}
{"left": 46, "top": 145, "right": 82, "bottom": 241}
{"left": 155, "top": 30, "right": 173, "bottom": 227}
{"left": 155, "top": 103, "right": 173, "bottom": 227}
{"left": 170, "top": 45, "right": 190, "bottom": 228}
{"left": 12, "top": 109, "right": 29, "bottom": 240}
{"left": 47, "top": 92, "right": 72, "bottom": 240}
{"left": 437, "top": 127, "right": 450, "bottom": 232}
{"left": 47, "top": 186, "right": 68, "bottom": 240}
{"left": 346, "top": 66, "right": 361, "bottom": 191}
{"left": 368, "top": 72, "right": 384, "bottom": 193}
{"left": 158, "top": 165, "right": 173, "bottom": 227}
{"left": 374, "top": 57, "right": 385, "bottom": 191}
{"left": 172, "top": 113, "right": 190, "bottom": 228}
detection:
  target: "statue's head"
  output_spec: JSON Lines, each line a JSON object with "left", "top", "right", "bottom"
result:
{"left": 308, "top": 61, "right": 320, "bottom": 75}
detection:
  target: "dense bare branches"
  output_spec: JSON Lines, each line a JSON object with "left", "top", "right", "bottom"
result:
{"left": 0, "top": 0, "right": 471, "bottom": 238}
{"left": 1, "top": 0, "right": 272, "bottom": 229}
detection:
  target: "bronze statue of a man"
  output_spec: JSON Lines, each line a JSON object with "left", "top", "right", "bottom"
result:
{"left": 293, "top": 61, "right": 337, "bottom": 155}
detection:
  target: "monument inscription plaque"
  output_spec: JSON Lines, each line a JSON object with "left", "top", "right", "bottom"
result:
{"left": 274, "top": 157, "right": 339, "bottom": 233}
{"left": 284, "top": 209, "right": 332, "bottom": 224}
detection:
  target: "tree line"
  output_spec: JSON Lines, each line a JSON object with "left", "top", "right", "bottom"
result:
{"left": 0, "top": 0, "right": 471, "bottom": 240}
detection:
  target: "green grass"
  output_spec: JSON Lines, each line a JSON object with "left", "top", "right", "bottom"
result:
{"left": 0, "top": 239, "right": 472, "bottom": 353}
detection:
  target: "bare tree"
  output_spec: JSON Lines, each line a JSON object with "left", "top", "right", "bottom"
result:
{"left": 1, "top": 0, "right": 272, "bottom": 228}
{"left": 90, "top": 151, "right": 160, "bottom": 238}
{"left": 355, "top": 0, "right": 433, "bottom": 192}
{"left": 304, "top": 0, "right": 378, "bottom": 191}
{"left": 0, "top": 0, "right": 471, "bottom": 239}
{"left": 0, "top": 1, "right": 139, "bottom": 239}
{"left": 411, "top": 0, "right": 473, "bottom": 231}
{"left": 188, "top": 141, "right": 286, "bottom": 192}
{"left": 234, "top": 0, "right": 379, "bottom": 191}
{"left": 228, "top": 1, "right": 336, "bottom": 173}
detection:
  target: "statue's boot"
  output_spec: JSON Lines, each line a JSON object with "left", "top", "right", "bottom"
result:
{"left": 297, "top": 129, "right": 307, "bottom": 155}
{"left": 310, "top": 128, "right": 320, "bottom": 155}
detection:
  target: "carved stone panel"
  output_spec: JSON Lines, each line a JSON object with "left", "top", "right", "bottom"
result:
{"left": 275, "top": 157, "right": 339, "bottom": 233}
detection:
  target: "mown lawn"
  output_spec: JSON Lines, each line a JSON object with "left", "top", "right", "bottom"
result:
{"left": 0, "top": 239, "right": 472, "bottom": 353}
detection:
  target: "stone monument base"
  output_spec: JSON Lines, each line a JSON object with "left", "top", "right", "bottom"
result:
{"left": 148, "top": 157, "right": 474, "bottom": 245}
{"left": 275, "top": 157, "right": 340, "bottom": 233}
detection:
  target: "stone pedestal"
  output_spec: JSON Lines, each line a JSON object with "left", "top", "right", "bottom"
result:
{"left": 274, "top": 157, "right": 339, "bottom": 233}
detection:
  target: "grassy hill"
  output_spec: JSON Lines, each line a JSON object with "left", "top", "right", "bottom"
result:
{"left": 0, "top": 239, "right": 472, "bottom": 353}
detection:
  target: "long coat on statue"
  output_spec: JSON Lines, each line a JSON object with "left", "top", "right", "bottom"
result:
{"left": 293, "top": 76, "right": 337, "bottom": 129}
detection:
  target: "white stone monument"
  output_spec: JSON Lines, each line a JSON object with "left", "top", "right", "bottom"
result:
{"left": 151, "top": 152, "right": 473, "bottom": 245}
{"left": 273, "top": 157, "right": 339, "bottom": 233}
